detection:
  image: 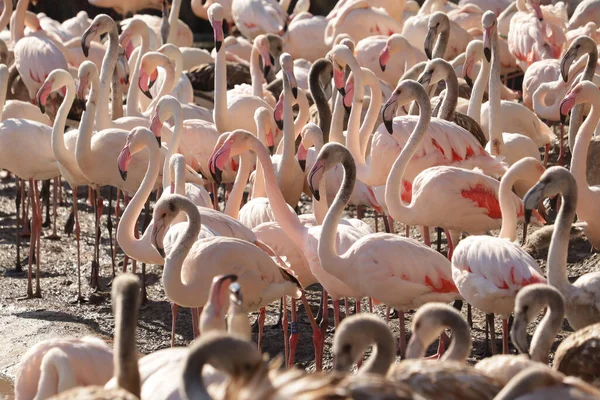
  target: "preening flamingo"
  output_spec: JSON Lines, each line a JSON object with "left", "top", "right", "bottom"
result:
{"left": 558, "top": 81, "right": 600, "bottom": 249}
{"left": 231, "top": 0, "right": 287, "bottom": 40}
{"left": 282, "top": 8, "right": 328, "bottom": 63}
{"left": 524, "top": 166, "right": 600, "bottom": 330}
{"left": 327, "top": 0, "right": 406, "bottom": 22}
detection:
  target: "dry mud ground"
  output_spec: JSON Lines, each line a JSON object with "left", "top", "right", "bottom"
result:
{"left": 0, "top": 161, "right": 598, "bottom": 397}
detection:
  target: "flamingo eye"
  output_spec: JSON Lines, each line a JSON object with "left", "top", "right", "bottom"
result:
{"left": 162, "top": 212, "right": 167, "bottom": 218}
{"left": 342, "top": 343, "right": 352, "bottom": 353}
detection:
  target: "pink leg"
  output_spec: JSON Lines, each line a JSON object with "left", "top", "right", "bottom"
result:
{"left": 544, "top": 143, "right": 550, "bottom": 167}
{"left": 405, "top": 224, "right": 410, "bottom": 237}
{"left": 444, "top": 229, "right": 455, "bottom": 260}
{"left": 282, "top": 297, "right": 289, "bottom": 366}
{"left": 33, "top": 181, "right": 42, "bottom": 297}
{"left": 300, "top": 293, "right": 323, "bottom": 371}
{"left": 502, "top": 318, "right": 509, "bottom": 354}
{"left": 25, "top": 180, "right": 35, "bottom": 298}
{"left": 385, "top": 306, "right": 391, "bottom": 323}
{"left": 333, "top": 299, "right": 341, "bottom": 327}
{"left": 397, "top": 311, "right": 406, "bottom": 357}
{"left": 212, "top": 183, "right": 219, "bottom": 210}
{"left": 191, "top": 307, "right": 200, "bottom": 339}
{"left": 288, "top": 298, "right": 299, "bottom": 368}
{"left": 388, "top": 216, "right": 395, "bottom": 234}
{"left": 558, "top": 124, "right": 565, "bottom": 166}
{"left": 344, "top": 297, "right": 349, "bottom": 317}
{"left": 355, "top": 298, "right": 361, "bottom": 314}
{"left": 257, "top": 307, "right": 266, "bottom": 350}
{"left": 421, "top": 226, "right": 431, "bottom": 246}
{"left": 171, "top": 303, "right": 179, "bottom": 347}
{"left": 369, "top": 298, "right": 373, "bottom": 313}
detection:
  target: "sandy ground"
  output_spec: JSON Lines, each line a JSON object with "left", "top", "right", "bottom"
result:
{"left": 0, "top": 143, "right": 598, "bottom": 398}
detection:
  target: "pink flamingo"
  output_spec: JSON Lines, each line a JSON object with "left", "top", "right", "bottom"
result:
{"left": 88, "top": 0, "right": 162, "bottom": 17}
{"left": 12, "top": 0, "right": 69, "bottom": 102}
{"left": 558, "top": 81, "right": 600, "bottom": 250}
{"left": 451, "top": 157, "right": 547, "bottom": 355}
{"left": 507, "top": 0, "right": 567, "bottom": 71}
{"left": 230, "top": 0, "right": 287, "bottom": 40}
{"left": 14, "top": 336, "right": 113, "bottom": 400}
{"left": 307, "top": 141, "right": 462, "bottom": 357}
{"left": 327, "top": 0, "right": 406, "bottom": 22}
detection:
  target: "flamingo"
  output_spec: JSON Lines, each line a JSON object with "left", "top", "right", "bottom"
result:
{"left": 12, "top": 0, "right": 69, "bottom": 102}
{"left": 557, "top": 81, "right": 600, "bottom": 250}
{"left": 88, "top": 0, "right": 162, "bottom": 17}
{"left": 451, "top": 157, "right": 547, "bottom": 355}
{"left": 568, "top": 0, "right": 600, "bottom": 30}
{"left": 507, "top": 0, "right": 567, "bottom": 71}
{"left": 282, "top": 8, "right": 329, "bottom": 63}
{"left": 231, "top": 0, "right": 287, "bottom": 40}
{"left": 14, "top": 336, "right": 113, "bottom": 400}
{"left": 327, "top": 0, "right": 406, "bottom": 22}
{"left": 192, "top": 0, "right": 234, "bottom": 25}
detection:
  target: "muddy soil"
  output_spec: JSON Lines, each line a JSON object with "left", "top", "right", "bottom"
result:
{"left": 0, "top": 144, "right": 598, "bottom": 394}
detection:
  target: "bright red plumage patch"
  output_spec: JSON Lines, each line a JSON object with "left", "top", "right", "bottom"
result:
{"left": 425, "top": 275, "right": 458, "bottom": 293}
{"left": 461, "top": 184, "right": 502, "bottom": 219}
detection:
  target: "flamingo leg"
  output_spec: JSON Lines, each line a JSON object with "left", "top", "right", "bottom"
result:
{"left": 404, "top": 224, "right": 409, "bottom": 237}
{"left": 333, "top": 299, "right": 341, "bottom": 327}
{"left": 170, "top": 302, "right": 178, "bottom": 347}
{"left": 502, "top": 317, "right": 509, "bottom": 354}
{"left": 14, "top": 177, "right": 22, "bottom": 272}
{"left": 112, "top": 189, "right": 121, "bottom": 277}
{"left": 444, "top": 229, "right": 455, "bottom": 260}
{"left": 487, "top": 313, "right": 497, "bottom": 355}
{"left": 212, "top": 182, "right": 219, "bottom": 210}
{"left": 288, "top": 297, "right": 299, "bottom": 368}
{"left": 421, "top": 226, "right": 430, "bottom": 246}
{"left": 397, "top": 311, "right": 406, "bottom": 357}
{"left": 282, "top": 296, "right": 289, "bottom": 366}
{"left": 385, "top": 306, "right": 390, "bottom": 323}
{"left": 369, "top": 298, "right": 373, "bottom": 313}
{"left": 315, "top": 288, "right": 326, "bottom": 325}
{"left": 19, "top": 178, "right": 30, "bottom": 237}
{"left": 300, "top": 293, "right": 323, "bottom": 371}
{"left": 345, "top": 297, "right": 349, "bottom": 317}
{"left": 544, "top": 143, "right": 550, "bottom": 167}
{"left": 257, "top": 307, "right": 266, "bottom": 350}
{"left": 191, "top": 307, "right": 200, "bottom": 339}
{"left": 25, "top": 180, "right": 35, "bottom": 298}
{"left": 355, "top": 298, "right": 361, "bottom": 314}
{"left": 33, "top": 181, "right": 42, "bottom": 298}
{"left": 467, "top": 303, "right": 473, "bottom": 328}
{"left": 90, "top": 189, "right": 101, "bottom": 290}
{"left": 558, "top": 124, "right": 565, "bottom": 166}
{"left": 73, "top": 186, "right": 83, "bottom": 302}
{"left": 356, "top": 205, "right": 364, "bottom": 220}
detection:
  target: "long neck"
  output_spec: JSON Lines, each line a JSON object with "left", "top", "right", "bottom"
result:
{"left": 433, "top": 29, "right": 448, "bottom": 60}
{"left": 309, "top": 61, "right": 332, "bottom": 142}
{"left": 35, "top": 349, "right": 79, "bottom": 399}
{"left": 116, "top": 137, "right": 162, "bottom": 265}
{"left": 498, "top": 164, "right": 525, "bottom": 241}
{"left": 213, "top": 44, "right": 228, "bottom": 133}
{"left": 358, "top": 324, "right": 395, "bottom": 375}
{"left": 318, "top": 152, "right": 357, "bottom": 276}
{"left": 0, "top": 67, "right": 8, "bottom": 120}
{"left": 488, "top": 28, "right": 504, "bottom": 155}
{"left": 112, "top": 69, "right": 124, "bottom": 119}
{"left": 224, "top": 151, "right": 252, "bottom": 218}
{"left": 278, "top": 74, "right": 300, "bottom": 187}
{"left": 12, "top": 0, "right": 27, "bottom": 43}
{"left": 113, "top": 283, "right": 141, "bottom": 397}
{"left": 167, "top": 0, "right": 181, "bottom": 44}
{"left": 329, "top": 95, "right": 346, "bottom": 145}
{"left": 570, "top": 97, "right": 600, "bottom": 204}
{"left": 252, "top": 136, "right": 306, "bottom": 247}
{"left": 173, "top": 158, "right": 186, "bottom": 195}
{"left": 52, "top": 79, "right": 77, "bottom": 170}
{"left": 96, "top": 25, "right": 119, "bottom": 131}
{"left": 437, "top": 67, "right": 458, "bottom": 121}
{"left": 126, "top": 33, "right": 149, "bottom": 117}
{"left": 162, "top": 107, "right": 183, "bottom": 189}
{"left": 76, "top": 72, "right": 100, "bottom": 177}
{"left": 530, "top": 294, "right": 565, "bottom": 364}
{"left": 468, "top": 57, "right": 488, "bottom": 124}
{"left": 163, "top": 197, "right": 204, "bottom": 301}
{"left": 385, "top": 93, "right": 432, "bottom": 226}
{"left": 145, "top": 63, "right": 176, "bottom": 114}
{"left": 252, "top": 153, "right": 266, "bottom": 199}
{"left": 358, "top": 69, "right": 382, "bottom": 156}
{"left": 441, "top": 318, "right": 471, "bottom": 362}
{"left": 250, "top": 45, "right": 263, "bottom": 98}
{"left": 569, "top": 47, "right": 599, "bottom": 151}
{"left": 0, "top": 0, "right": 13, "bottom": 33}
{"left": 547, "top": 178, "right": 578, "bottom": 292}
{"left": 532, "top": 81, "right": 564, "bottom": 120}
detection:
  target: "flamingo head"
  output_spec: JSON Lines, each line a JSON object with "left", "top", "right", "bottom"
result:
{"left": 523, "top": 166, "right": 577, "bottom": 226}
{"left": 280, "top": 53, "right": 298, "bottom": 99}
{"left": 559, "top": 81, "right": 598, "bottom": 124}
{"left": 209, "top": 130, "right": 254, "bottom": 184}
{"left": 529, "top": 0, "right": 543, "bottom": 21}
{"left": 417, "top": 59, "right": 446, "bottom": 90}
{"left": 208, "top": 4, "right": 225, "bottom": 52}
{"left": 424, "top": 12, "right": 449, "bottom": 60}
{"left": 254, "top": 35, "right": 274, "bottom": 79}
{"left": 77, "top": 61, "right": 97, "bottom": 104}
{"left": 36, "top": 69, "right": 71, "bottom": 115}
{"left": 379, "top": 34, "right": 404, "bottom": 72}
{"left": 463, "top": 40, "right": 484, "bottom": 88}
{"left": 342, "top": 74, "right": 354, "bottom": 114}
{"left": 138, "top": 54, "right": 162, "bottom": 99}
{"left": 117, "top": 45, "right": 130, "bottom": 86}
{"left": 308, "top": 142, "right": 352, "bottom": 202}
{"left": 229, "top": 282, "right": 243, "bottom": 307}
{"left": 561, "top": 36, "right": 595, "bottom": 83}
{"left": 151, "top": 194, "right": 189, "bottom": 258}
{"left": 254, "top": 107, "right": 275, "bottom": 155}
{"left": 482, "top": 11, "right": 497, "bottom": 63}
{"left": 327, "top": 44, "right": 353, "bottom": 97}
{"left": 82, "top": 14, "right": 115, "bottom": 58}
{"left": 207, "top": 274, "right": 238, "bottom": 320}
{"left": 297, "top": 123, "right": 321, "bottom": 172}
{"left": 382, "top": 80, "right": 422, "bottom": 134}
{"left": 273, "top": 92, "right": 284, "bottom": 131}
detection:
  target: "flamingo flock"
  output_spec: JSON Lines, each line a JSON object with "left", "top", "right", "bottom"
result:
{"left": 2, "top": 0, "right": 600, "bottom": 398}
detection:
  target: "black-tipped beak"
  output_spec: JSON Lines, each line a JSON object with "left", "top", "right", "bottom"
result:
{"left": 524, "top": 208, "right": 532, "bottom": 225}
{"left": 379, "top": 59, "right": 386, "bottom": 72}
{"left": 560, "top": 111, "right": 567, "bottom": 125}
{"left": 292, "top": 86, "right": 298, "bottom": 99}
{"left": 384, "top": 118, "right": 393, "bottom": 134}
{"left": 81, "top": 29, "right": 94, "bottom": 58}
{"left": 38, "top": 103, "right": 45, "bottom": 115}
{"left": 156, "top": 246, "right": 165, "bottom": 258}
{"left": 418, "top": 74, "right": 431, "bottom": 88}
{"left": 142, "top": 89, "right": 153, "bottom": 99}
{"left": 343, "top": 102, "right": 351, "bottom": 115}
{"left": 298, "top": 159, "right": 306, "bottom": 172}
{"left": 276, "top": 118, "right": 284, "bottom": 131}
{"left": 210, "top": 165, "right": 223, "bottom": 185}
{"left": 263, "top": 65, "right": 271, "bottom": 79}
{"left": 561, "top": 51, "right": 575, "bottom": 83}
{"left": 124, "top": 73, "right": 130, "bottom": 86}
{"left": 311, "top": 188, "right": 320, "bottom": 201}
{"left": 119, "top": 168, "right": 127, "bottom": 181}
{"left": 424, "top": 28, "right": 435, "bottom": 60}
{"left": 484, "top": 47, "right": 491, "bottom": 63}
{"left": 156, "top": 136, "right": 162, "bottom": 147}
{"left": 465, "top": 75, "right": 473, "bottom": 88}
{"left": 215, "top": 40, "right": 222, "bottom": 52}
{"left": 337, "top": 86, "right": 346, "bottom": 97}
{"left": 148, "top": 78, "right": 156, "bottom": 89}
{"left": 268, "top": 145, "right": 275, "bottom": 155}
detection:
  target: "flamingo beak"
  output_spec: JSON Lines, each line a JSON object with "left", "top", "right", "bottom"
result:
{"left": 483, "top": 28, "right": 492, "bottom": 63}
{"left": 559, "top": 93, "right": 576, "bottom": 125}
{"left": 382, "top": 93, "right": 399, "bottom": 134}
{"left": 424, "top": 26, "right": 437, "bottom": 60}
{"left": 117, "top": 146, "right": 131, "bottom": 181}
{"left": 463, "top": 59, "right": 474, "bottom": 88}
{"left": 307, "top": 159, "right": 325, "bottom": 201}
{"left": 274, "top": 96, "right": 284, "bottom": 130}
{"left": 210, "top": 140, "right": 232, "bottom": 185}
{"left": 333, "top": 67, "right": 345, "bottom": 97}
{"left": 150, "top": 113, "right": 162, "bottom": 147}
{"left": 36, "top": 81, "right": 52, "bottom": 115}
{"left": 213, "top": 20, "right": 224, "bottom": 52}
{"left": 560, "top": 47, "right": 577, "bottom": 83}
{"left": 297, "top": 142, "right": 307, "bottom": 172}
{"left": 151, "top": 221, "right": 166, "bottom": 258}
{"left": 379, "top": 46, "right": 390, "bottom": 72}
{"left": 417, "top": 71, "right": 432, "bottom": 88}
{"left": 139, "top": 70, "right": 153, "bottom": 99}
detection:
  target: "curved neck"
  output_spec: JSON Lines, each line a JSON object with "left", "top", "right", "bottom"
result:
{"left": 162, "top": 107, "right": 183, "bottom": 189}
{"left": 250, "top": 135, "right": 306, "bottom": 247}
{"left": 12, "top": 0, "right": 27, "bottom": 43}
{"left": 530, "top": 294, "right": 565, "bottom": 363}
{"left": 570, "top": 97, "right": 600, "bottom": 203}
{"left": 442, "top": 321, "right": 472, "bottom": 362}
{"left": 318, "top": 151, "right": 357, "bottom": 276}
{"left": 52, "top": 78, "right": 77, "bottom": 170}
{"left": 309, "top": 62, "right": 332, "bottom": 142}
{"left": 164, "top": 196, "right": 203, "bottom": 300}
{"left": 498, "top": 163, "right": 531, "bottom": 241}
{"left": 0, "top": 0, "right": 13, "bottom": 33}
{"left": 126, "top": 31, "right": 149, "bottom": 117}
{"left": 96, "top": 24, "right": 119, "bottom": 131}
{"left": 433, "top": 29, "right": 448, "bottom": 60}
{"left": 166, "top": 0, "right": 181, "bottom": 44}
{"left": 437, "top": 66, "right": 458, "bottom": 121}
{"left": 76, "top": 71, "right": 101, "bottom": 178}
{"left": 252, "top": 154, "right": 266, "bottom": 199}
{"left": 385, "top": 93, "right": 432, "bottom": 225}
{"left": 113, "top": 281, "right": 141, "bottom": 398}
{"left": 250, "top": 44, "right": 263, "bottom": 98}
{"left": 547, "top": 179, "right": 578, "bottom": 292}
{"left": 356, "top": 324, "right": 395, "bottom": 376}
{"left": 278, "top": 74, "right": 301, "bottom": 187}
{"left": 329, "top": 95, "right": 346, "bottom": 145}
{"left": 358, "top": 69, "right": 382, "bottom": 156}
{"left": 0, "top": 67, "right": 8, "bottom": 120}
{"left": 488, "top": 27, "right": 504, "bottom": 155}
{"left": 224, "top": 151, "right": 252, "bottom": 218}
{"left": 468, "top": 56, "right": 489, "bottom": 124}
{"left": 569, "top": 47, "right": 599, "bottom": 151}
{"left": 116, "top": 135, "right": 163, "bottom": 265}
{"left": 532, "top": 81, "right": 563, "bottom": 119}
{"left": 173, "top": 157, "right": 186, "bottom": 195}
{"left": 213, "top": 44, "right": 228, "bottom": 133}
